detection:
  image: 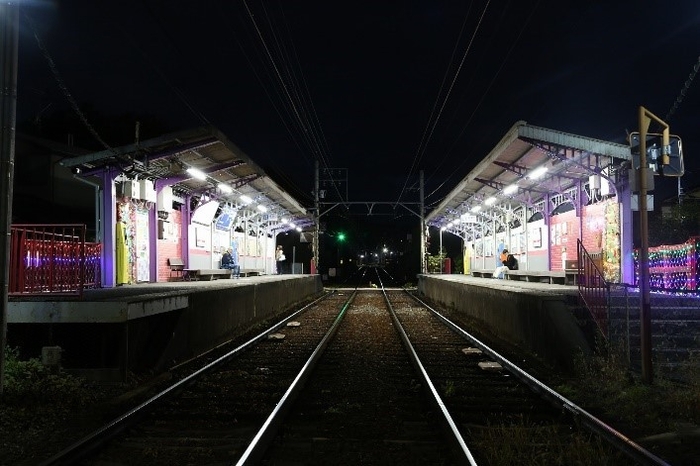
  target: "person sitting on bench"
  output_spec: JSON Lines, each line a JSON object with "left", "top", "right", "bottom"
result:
{"left": 493, "top": 249, "right": 518, "bottom": 279}
{"left": 221, "top": 248, "right": 240, "bottom": 278}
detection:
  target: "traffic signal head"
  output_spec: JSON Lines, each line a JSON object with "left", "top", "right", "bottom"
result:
{"left": 337, "top": 232, "right": 346, "bottom": 242}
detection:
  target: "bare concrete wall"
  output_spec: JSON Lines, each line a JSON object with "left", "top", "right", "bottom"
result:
{"left": 130, "top": 276, "right": 323, "bottom": 371}
{"left": 418, "top": 275, "right": 591, "bottom": 371}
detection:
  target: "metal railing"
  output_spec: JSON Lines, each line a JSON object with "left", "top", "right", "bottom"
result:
{"left": 577, "top": 239, "right": 610, "bottom": 338}
{"left": 9, "top": 224, "right": 101, "bottom": 297}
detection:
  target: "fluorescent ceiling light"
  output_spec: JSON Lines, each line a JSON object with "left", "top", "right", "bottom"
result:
{"left": 281, "top": 217, "right": 289, "bottom": 223}
{"left": 257, "top": 204, "right": 268, "bottom": 213}
{"left": 218, "top": 183, "right": 232, "bottom": 193}
{"left": 289, "top": 222, "right": 296, "bottom": 228}
{"left": 186, "top": 167, "right": 207, "bottom": 180}
{"left": 239, "top": 195, "right": 253, "bottom": 205}
{"left": 529, "top": 166, "right": 548, "bottom": 179}
{"left": 470, "top": 205, "right": 481, "bottom": 212}
{"left": 503, "top": 184, "right": 518, "bottom": 195}
{"left": 447, "top": 222, "right": 454, "bottom": 228}
{"left": 484, "top": 196, "right": 497, "bottom": 205}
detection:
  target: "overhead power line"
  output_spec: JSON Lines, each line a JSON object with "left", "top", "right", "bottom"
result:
{"left": 395, "top": 0, "right": 491, "bottom": 206}
{"left": 665, "top": 55, "right": 700, "bottom": 122}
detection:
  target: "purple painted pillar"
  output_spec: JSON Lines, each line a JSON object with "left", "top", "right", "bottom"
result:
{"left": 577, "top": 180, "right": 584, "bottom": 248}
{"left": 102, "top": 169, "right": 117, "bottom": 288}
{"left": 620, "top": 177, "right": 634, "bottom": 284}
{"left": 181, "top": 195, "right": 191, "bottom": 267}
{"left": 544, "top": 193, "right": 551, "bottom": 271}
{"left": 148, "top": 199, "right": 158, "bottom": 283}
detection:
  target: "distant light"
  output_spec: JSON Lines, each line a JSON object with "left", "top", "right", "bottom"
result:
{"left": 529, "top": 166, "right": 548, "bottom": 180}
{"left": 218, "top": 183, "right": 233, "bottom": 193}
{"left": 289, "top": 222, "right": 296, "bottom": 228}
{"left": 296, "top": 226, "right": 302, "bottom": 232}
{"left": 257, "top": 204, "right": 268, "bottom": 213}
{"left": 186, "top": 167, "right": 207, "bottom": 180}
{"left": 440, "top": 226, "right": 446, "bottom": 231}
{"left": 470, "top": 205, "right": 481, "bottom": 213}
{"left": 240, "top": 195, "right": 253, "bottom": 205}
{"left": 447, "top": 222, "right": 454, "bottom": 228}
{"left": 383, "top": 247, "right": 388, "bottom": 253}
{"left": 484, "top": 196, "right": 497, "bottom": 205}
{"left": 282, "top": 217, "right": 289, "bottom": 223}
{"left": 503, "top": 184, "right": 518, "bottom": 195}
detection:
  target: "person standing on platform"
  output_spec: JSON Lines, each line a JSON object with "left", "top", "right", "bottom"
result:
{"left": 230, "top": 241, "right": 240, "bottom": 278}
{"left": 275, "top": 245, "right": 286, "bottom": 274}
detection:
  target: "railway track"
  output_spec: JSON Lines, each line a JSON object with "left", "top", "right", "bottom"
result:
{"left": 40, "top": 273, "right": 670, "bottom": 465}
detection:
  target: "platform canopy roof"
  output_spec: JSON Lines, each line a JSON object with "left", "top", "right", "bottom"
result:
{"left": 426, "top": 121, "right": 632, "bottom": 230}
{"left": 61, "top": 126, "right": 311, "bottom": 230}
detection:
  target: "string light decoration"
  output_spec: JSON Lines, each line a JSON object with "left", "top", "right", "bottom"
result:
{"left": 634, "top": 237, "right": 700, "bottom": 291}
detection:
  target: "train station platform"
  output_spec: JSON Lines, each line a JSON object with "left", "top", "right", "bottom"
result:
{"left": 417, "top": 274, "right": 590, "bottom": 372}
{"left": 7, "top": 274, "right": 323, "bottom": 380}
{"left": 418, "top": 274, "right": 700, "bottom": 379}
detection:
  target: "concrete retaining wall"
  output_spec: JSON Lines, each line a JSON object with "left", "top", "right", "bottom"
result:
{"left": 418, "top": 275, "right": 591, "bottom": 371}
{"left": 130, "top": 276, "right": 323, "bottom": 371}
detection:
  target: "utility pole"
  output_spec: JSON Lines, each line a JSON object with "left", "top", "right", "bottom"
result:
{"left": 419, "top": 170, "right": 426, "bottom": 274}
{"left": 313, "top": 159, "right": 319, "bottom": 274}
{"left": 637, "top": 106, "right": 670, "bottom": 385}
{"left": 0, "top": 2, "right": 19, "bottom": 395}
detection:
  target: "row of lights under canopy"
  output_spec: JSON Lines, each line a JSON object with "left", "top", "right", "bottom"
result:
{"left": 439, "top": 165, "right": 549, "bottom": 230}
{"left": 186, "top": 166, "right": 270, "bottom": 213}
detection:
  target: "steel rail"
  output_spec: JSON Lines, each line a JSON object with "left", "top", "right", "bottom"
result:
{"left": 235, "top": 290, "right": 357, "bottom": 465}
{"left": 39, "top": 290, "right": 336, "bottom": 466}
{"left": 375, "top": 271, "right": 478, "bottom": 465}
{"left": 409, "top": 292, "right": 671, "bottom": 466}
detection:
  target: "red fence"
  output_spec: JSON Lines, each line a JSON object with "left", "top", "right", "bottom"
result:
{"left": 9, "top": 224, "right": 101, "bottom": 296}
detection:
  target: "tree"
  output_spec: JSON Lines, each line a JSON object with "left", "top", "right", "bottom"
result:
{"left": 649, "top": 200, "right": 700, "bottom": 245}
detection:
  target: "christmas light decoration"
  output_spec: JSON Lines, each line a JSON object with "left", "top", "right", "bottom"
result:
{"left": 634, "top": 237, "right": 699, "bottom": 292}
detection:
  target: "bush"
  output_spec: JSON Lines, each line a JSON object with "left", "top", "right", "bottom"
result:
{"left": 2, "top": 347, "right": 89, "bottom": 404}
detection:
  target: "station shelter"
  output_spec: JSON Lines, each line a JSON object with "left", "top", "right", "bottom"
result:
{"left": 61, "top": 126, "right": 313, "bottom": 288}
{"left": 426, "top": 121, "right": 636, "bottom": 284}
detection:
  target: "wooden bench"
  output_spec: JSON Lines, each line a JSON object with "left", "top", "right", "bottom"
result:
{"left": 167, "top": 258, "right": 185, "bottom": 279}
{"left": 183, "top": 268, "right": 232, "bottom": 281}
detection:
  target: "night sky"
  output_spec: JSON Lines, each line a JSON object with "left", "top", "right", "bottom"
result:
{"left": 15, "top": 1, "right": 700, "bottom": 216}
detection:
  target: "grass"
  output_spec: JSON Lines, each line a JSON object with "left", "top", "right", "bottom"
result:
{"left": 559, "top": 342, "right": 700, "bottom": 434}
{"left": 471, "top": 417, "right": 628, "bottom": 466}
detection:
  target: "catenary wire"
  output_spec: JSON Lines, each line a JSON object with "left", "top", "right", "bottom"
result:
{"left": 242, "top": 0, "right": 346, "bottom": 204}
{"left": 424, "top": 0, "right": 541, "bottom": 198}
{"left": 395, "top": 0, "right": 490, "bottom": 206}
